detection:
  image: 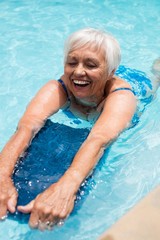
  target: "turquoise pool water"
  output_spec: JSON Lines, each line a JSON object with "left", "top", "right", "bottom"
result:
{"left": 0, "top": 0, "right": 160, "bottom": 239}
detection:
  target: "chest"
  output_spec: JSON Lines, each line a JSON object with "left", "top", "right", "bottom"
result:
{"left": 68, "top": 99, "right": 105, "bottom": 122}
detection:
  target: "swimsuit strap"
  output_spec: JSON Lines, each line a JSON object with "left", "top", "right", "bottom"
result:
{"left": 58, "top": 80, "right": 136, "bottom": 101}
{"left": 58, "top": 79, "right": 70, "bottom": 99}
{"left": 111, "top": 87, "right": 136, "bottom": 95}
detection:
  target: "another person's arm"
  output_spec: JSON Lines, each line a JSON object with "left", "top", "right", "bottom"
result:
{"left": 18, "top": 90, "right": 136, "bottom": 229}
{"left": 0, "top": 80, "right": 67, "bottom": 219}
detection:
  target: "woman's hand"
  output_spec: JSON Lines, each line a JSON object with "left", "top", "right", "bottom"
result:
{"left": 17, "top": 180, "right": 77, "bottom": 230}
{"left": 0, "top": 176, "right": 18, "bottom": 219}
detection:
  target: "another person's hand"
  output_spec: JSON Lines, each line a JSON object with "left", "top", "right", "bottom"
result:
{"left": 0, "top": 176, "right": 18, "bottom": 219}
{"left": 18, "top": 180, "right": 77, "bottom": 230}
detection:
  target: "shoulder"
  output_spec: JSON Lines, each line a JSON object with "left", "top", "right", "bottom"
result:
{"left": 42, "top": 79, "right": 62, "bottom": 91}
{"left": 37, "top": 79, "right": 67, "bottom": 97}
{"left": 109, "top": 75, "right": 132, "bottom": 93}
{"left": 27, "top": 79, "right": 68, "bottom": 109}
{"left": 102, "top": 75, "right": 137, "bottom": 111}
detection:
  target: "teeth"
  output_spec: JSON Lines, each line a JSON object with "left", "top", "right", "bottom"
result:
{"left": 73, "top": 80, "right": 90, "bottom": 85}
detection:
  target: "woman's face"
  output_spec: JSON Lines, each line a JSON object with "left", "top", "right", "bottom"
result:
{"left": 64, "top": 45, "right": 109, "bottom": 102}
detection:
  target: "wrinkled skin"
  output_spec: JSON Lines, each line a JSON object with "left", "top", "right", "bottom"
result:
{"left": 0, "top": 176, "right": 18, "bottom": 219}
{"left": 0, "top": 38, "right": 137, "bottom": 230}
{"left": 18, "top": 178, "right": 77, "bottom": 230}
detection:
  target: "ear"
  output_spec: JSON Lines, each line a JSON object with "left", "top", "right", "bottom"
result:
{"left": 108, "top": 69, "right": 115, "bottom": 79}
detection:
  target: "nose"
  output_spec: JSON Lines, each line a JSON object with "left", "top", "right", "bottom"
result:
{"left": 74, "top": 64, "right": 86, "bottom": 77}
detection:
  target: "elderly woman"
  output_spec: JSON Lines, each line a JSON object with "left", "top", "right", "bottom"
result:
{"left": 0, "top": 28, "right": 136, "bottom": 229}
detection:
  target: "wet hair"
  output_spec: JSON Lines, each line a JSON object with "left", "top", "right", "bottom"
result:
{"left": 64, "top": 28, "right": 121, "bottom": 76}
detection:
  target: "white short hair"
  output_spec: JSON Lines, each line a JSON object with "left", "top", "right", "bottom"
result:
{"left": 64, "top": 28, "right": 121, "bottom": 75}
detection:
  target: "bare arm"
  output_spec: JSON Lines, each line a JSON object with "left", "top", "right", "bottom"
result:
{"left": 19, "top": 90, "right": 136, "bottom": 229}
{"left": 0, "top": 80, "right": 67, "bottom": 217}
{"left": 0, "top": 80, "right": 67, "bottom": 176}
{"left": 62, "top": 90, "right": 137, "bottom": 188}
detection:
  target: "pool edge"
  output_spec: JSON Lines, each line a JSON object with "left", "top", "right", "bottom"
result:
{"left": 98, "top": 185, "right": 160, "bottom": 240}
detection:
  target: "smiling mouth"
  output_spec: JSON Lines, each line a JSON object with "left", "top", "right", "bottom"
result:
{"left": 73, "top": 79, "right": 90, "bottom": 87}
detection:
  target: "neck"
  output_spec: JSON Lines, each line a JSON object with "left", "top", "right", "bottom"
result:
{"left": 74, "top": 97, "right": 98, "bottom": 107}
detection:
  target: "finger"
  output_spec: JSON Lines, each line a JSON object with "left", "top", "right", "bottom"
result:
{"left": 36, "top": 210, "right": 53, "bottom": 231}
{"left": 0, "top": 203, "right": 8, "bottom": 220}
{"left": 38, "top": 220, "right": 52, "bottom": 231}
{"left": 36, "top": 215, "right": 57, "bottom": 231}
{"left": 7, "top": 192, "right": 18, "bottom": 213}
{"left": 17, "top": 200, "right": 34, "bottom": 214}
{"left": 35, "top": 207, "right": 58, "bottom": 230}
{"left": 29, "top": 209, "right": 40, "bottom": 229}
{"left": 56, "top": 219, "right": 65, "bottom": 227}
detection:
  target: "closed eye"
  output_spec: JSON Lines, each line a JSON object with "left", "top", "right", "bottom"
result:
{"left": 86, "top": 63, "right": 97, "bottom": 69}
{"left": 67, "top": 62, "right": 77, "bottom": 67}
{"left": 85, "top": 58, "right": 99, "bottom": 69}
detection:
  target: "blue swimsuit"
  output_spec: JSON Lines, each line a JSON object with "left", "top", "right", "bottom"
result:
{"left": 58, "top": 78, "right": 136, "bottom": 100}
{"left": 58, "top": 78, "right": 136, "bottom": 124}
{"left": 58, "top": 79, "right": 70, "bottom": 99}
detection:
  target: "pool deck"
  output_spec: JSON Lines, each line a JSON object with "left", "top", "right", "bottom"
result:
{"left": 98, "top": 185, "right": 160, "bottom": 240}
